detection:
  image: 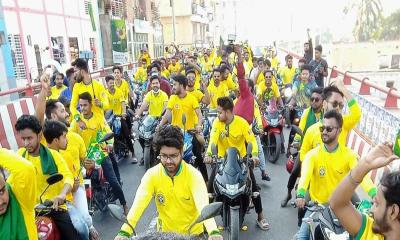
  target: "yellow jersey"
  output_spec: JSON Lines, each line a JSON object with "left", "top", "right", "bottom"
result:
{"left": 207, "top": 83, "right": 229, "bottom": 110}
{"left": 70, "top": 79, "right": 109, "bottom": 119}
{"left": 106, "top": 88, "right": 125, "bottom": 115}
{"left": 300, "top": 99, "right": 362, "bottom": 161}
{"left": 115, "top": 79, "right": 131, "bottom": 102}
{"left": 60, "top": 131, "right": 86, "bottom": 185}
{"left": 0, "top": 148, "right": 38, "bottom": 240}
{"left": 207, "top": 115, "right": 258, "bottom": 158}
{"left": 352, "top": 214, "right": 384, "bottom": 240}
{"left": 279, "top": 66, "right": 296, "bottom": 85}
{"left": 134, "top": 67, "right": 148, "bottom": 83}
{"left": 209, "top": 74, "right": 238, "bottom": 92}
{"left": 298, "top": 144, "right": 376, "bottom": 203}
{"left": 121, "top": 161, "right": 218, "bottom": 235}
{"left": 17, "top": 147, "right": 74, "bottom": 210}
{"left": 294, "top": 107, "right": 322, "bottom": 141}
{"left": 49, "top": 85, "right": 67, "bottom": 100}
{"left": 188, "top": 89, "right": 204, "bottom": 103}
{"left": 256, "top": 80, "right": 281, "bottom": 102}
{"left": 166, "top": 93, "right": 199, "bottom": 130}
{"left": 144, "top": 90, "right": 169, "bottom": 117}
{"left": 161, "top": 69, "right": 170, "bottom": 79}
{"left": 168, "top": 63, "right": 181, "bottom": 75}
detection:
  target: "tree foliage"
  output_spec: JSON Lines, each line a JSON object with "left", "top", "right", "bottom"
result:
{"left": 379, "top": 9, "right": 400, "bottom": 41}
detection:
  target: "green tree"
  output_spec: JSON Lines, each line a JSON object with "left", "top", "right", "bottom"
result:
{"left": 379, "top": 9, "right": 400, "bottom": 40}
{"left": 343, "top": 0, "right": 384, "bottom": 42}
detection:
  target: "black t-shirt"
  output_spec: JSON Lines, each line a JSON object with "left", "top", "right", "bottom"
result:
{"left": 309, "top": 58, "right": 328, "bottom": 86}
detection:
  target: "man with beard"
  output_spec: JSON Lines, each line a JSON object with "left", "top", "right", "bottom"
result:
{"left": 0, "top": 149, "right": 37, "bottom": 239}
{"left": 295, "top": 111, "right": 377, "bottom": 240}
{"left": 136, "top": 75, "right": 169, "bottom": 118}
{"left": 281, "top": 87, "right": 323, "bottom": 207}
{"left": 114, "top": 125, "right": 222, "bottom": 240}
{"left": 330, "top": 143, "right": 400, "bottom": 240}
{"left": 278, "top": 55, "right": 296, "bottom": 87}
{"left": 146, "top": 63, "right": 172, "bottom": 97}
{"left": 49, "top": 73, "right": 67, "bottom": 100}
{"left": 207, "top": 68, "right": 229, "bottom": 110}
{"left": 186, "top": 69, "right": 210, "bottom": 105}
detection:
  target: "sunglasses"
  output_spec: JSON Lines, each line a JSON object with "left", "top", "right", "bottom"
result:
{"left": 319, "top": 125, "right": 338, "bottom": 133}
{"left": 310, "top": 97, "right": 321, "bottom": 102}
{"left": 328, "top": 101, "right": 344, "bottom": 110}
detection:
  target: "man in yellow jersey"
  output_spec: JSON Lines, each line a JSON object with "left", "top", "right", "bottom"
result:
{"left": 220, "top": 65, "right": 238, "bottom": 91}
{"left": 186, "top": 69, "right": 210, "bottom": 105}
{"left": 208, "top": 68, "right": 229, "bottom": 110}
{"left": 159, "top": 74, "right": 208, "bottom": 181}
{"left": 278, "top": 55, "right": 296, "bottom": 87}
{"left": 295, "top": 111, "right": 377, "bottom": 240}
{"left": 136, "top": 75, "right": 168, "bottom": 118}
{"left": 105, "top": 75, "right": 137, "bottom": 163}
{"left": 256, "top": 70, "right": 283, "bottom": 109}
{"left": 281, "top": 87, "right": 324, "bottom": 207}
{"left": 168, "top": 56, "right": 181, "bottom": 76}
{"left": 180, "top": 56, "right": 202, "bottom": 90}
{"left": 114, "top": 125, "right": 222, "bottom": 240}
{"left": 70, "top": 58, "right": 109, "bottom": 130}
{"left": 70, "top": 92, "right": 129, "bottom": 215}
{"left": 113, "top": 66, "right": 134, "bottom": 105}
{"left": 202, "top": 52, "right": 213, "bottom": 73}
{"left": 43, "top": 120, "right": 93, "bottom": 239}
{"left": 15, "top": 115, "right": 78, "bottom": 239}
{"left": 49, "top": 73, "right": 67, "bottom": 100}
{"left": 138, "top": 48, "right": 151, "bottom": 67}
{"left": 330, "top": 143, "right": 400, "bottom": 240}
{"left": 159, "top": 58, "right": 170, "bottom": 79}
{"left": 204, "top": 97, "right": 270, "bottom": 230}
{"left": 134, "top": 58, "right": 148, "bottom": 84}
{"left": 0, "top": 148, "right": 37, "bottom": 240}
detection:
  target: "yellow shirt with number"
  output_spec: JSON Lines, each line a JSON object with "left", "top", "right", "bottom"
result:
{"left": 0, "top": 149, "right": 38, "bottom": 240}
{"left": 279, "top": 66, "right": 296, "bottom": 85}
{"left": 49, "top": 85, "right": 67, "bottom": 100}
{"left": 352, "top": 214, "right": 384, "bottom": 240}
{"left": 144, "top": 90, "right": 169, "bottom": 117}
{"left": 167, "top": 93, "right": 199, "bottom": 130}
{"left": 106, "top": 88, "right": 125, "bottom": 115}
{"left": 60, "top": 131, "right": 86, "bottom": 185}
{"left": 207, "top": 83, "right": 229, "bottom": 110}
{"left": 206, "top": 115, "right": 258, "bottom": 158}
{"left": 115, "top": 79, "right": 131, "bottom": 102}
{"left": 17, "top": 147, "right": 74, "bottom": 210}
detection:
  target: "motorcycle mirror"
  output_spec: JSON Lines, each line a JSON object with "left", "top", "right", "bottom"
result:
{"left": 188, "top": 202, "right": 222, "bottom": 234}
{"left": 46, "top": 173, "right": 63, "bottom": 185}
{"left": 99, "top": 133, "right": 114, "bottom": 143}
{"left": 211, "top": 143, "right": 217, "bottom": 156}
{"left": 246, "top": 143, "right": 253, "bottom": 156}
{"left": 291, "top": 125, "right": 303, "bottom": 138}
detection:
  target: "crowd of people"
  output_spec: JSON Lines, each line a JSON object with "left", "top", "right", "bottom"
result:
{"left": 0, "top": 33, "right": 400, "bottom": 240}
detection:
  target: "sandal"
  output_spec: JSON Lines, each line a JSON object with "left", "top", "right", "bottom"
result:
{"left": 256, "top": 218, "right": 270, "bottom": 231}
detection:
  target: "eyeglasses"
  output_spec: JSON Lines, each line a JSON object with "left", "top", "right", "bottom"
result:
{"left": 310, "top": 97, "right": 321, "bottom": 102}
{"left": 328, "top": 101, "right": 344, "bottom": 110}
{"left": 319, "top": 125, "right": 338, "bottom": 133}
{"left": 159, "top": 153, "right": 180, "bottom": 161}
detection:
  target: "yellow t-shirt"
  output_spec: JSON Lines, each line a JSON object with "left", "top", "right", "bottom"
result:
{"left": 60, "top": 131, "right": 86, "bottom": 185}
{"left": 0, "top": 149, "right": 38, "bottom": 240}
{"left": 49, "top": 85, "right": 67, "bottom": 100}
{"left": 135, "top": 67, "right": 148, "bottom": 83}
{"left": 144, "top": 90, "right": 169, "bottom": 117}
{"left": 256, "top": 80, "right": 281, "bottom": 102}
{"left": 121, "top": 161, "right": 218, "bottom": 235}
{"left": 188, "top": 89, "right": 204, "bottom": 103}
{"left": 279, "top": 66, "right": 296, "bottom": 85}
{"left": 271, "top": 56, "right": 280, "bottom": 70}
{"left": 17, "top": 147, "right": 74, "bottom": 210}
{"left": 70, "top": 79, "right": 109, "bottom": 118}
{"left": 161, "top": 69, "right": 170, "bottom": 79}
{"left": 69, "top": 112, "right": 113, "bottom": 149}
{"left": 168, "top": 63, "right": 181, "bottom": 75}
{"left": 166, "top": 93, "right": 199, "bottom": 130}
{"left": 206, "top": 115, "right": 258, "bottom": 158}
{"left": 353, "top": 214, "right": 384, "bottom": 240}
{"left": 209, "top": 74, "right": 238, "bottom": 92}
{"left": 115, "top": 79, "right": 131, "bottom": 102}
{"left": 207, "top": 83, "right": 229, "bottom": 110}
{"left": 106, "top": 88, "right": 125, "bottom": 115}
{"left": 297, "top": 144, "right": 376, "bottom": 204}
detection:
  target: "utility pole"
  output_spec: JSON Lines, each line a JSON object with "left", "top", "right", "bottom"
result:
{"left": 170, "top": 0, "right": 176, "bottom": 42}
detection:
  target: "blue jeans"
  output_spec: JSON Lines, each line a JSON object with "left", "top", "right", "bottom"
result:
{"left": 256, "top": 135, "right": 266, "bottom": 172}
{"left": 67, "top": 203, "right": 89, "bottom": 240}
{"left": 297, "top": 209, "right": 312, "bottom": 240}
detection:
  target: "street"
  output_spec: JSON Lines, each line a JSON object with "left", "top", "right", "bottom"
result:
{"left": 93, "top": 128, "right": 299, "bottom": 240}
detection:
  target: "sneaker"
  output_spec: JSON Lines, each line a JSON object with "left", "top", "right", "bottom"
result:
{"left": 256, "top": 218, "right": 270, "bottom": 231}
{"left": 262, "top": 173, "right": 271, "bottom": 181}
{"left": 280, "top": 193, "right": 292, "bottom": 208}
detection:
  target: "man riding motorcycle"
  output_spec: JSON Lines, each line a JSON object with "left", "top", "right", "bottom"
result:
{"left": 114, "top": 125, "right": 222, "bottom": 240}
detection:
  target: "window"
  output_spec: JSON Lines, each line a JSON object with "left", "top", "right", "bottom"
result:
{"left": 8, "top": 34, "right": 26, "bottom": 81}
{"left": 112, "top": 0, "right": 124, "bottom": 17}
{"left": 84, "top": 0, "right": 90, "bottom": 15}
{"left": 51, "top": 36, "right": 66, "bottom": 64}
{"left": 132, "top": 32, "right": 148, "bottom": 62}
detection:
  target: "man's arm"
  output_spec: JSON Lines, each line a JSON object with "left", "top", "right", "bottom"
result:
{"left": 201, "top": 82, "right": 211, "bottom": 105}
{"left": 52, "top": 152, "right": 74, "bottom": 210}
{"left": 35, "top": 74, "right": 51, "bottom": 125}
{"left": 243, "top": 122, "right": 258, "bottom": 157}
{"left": 297, "top": 151, "right": 315, "bottom": 198}
{"left": 195, "top": 108, "right": 203, "bottom": 128}
{"left": 159, "top": 108, "right": 172, "bottom": 126}
{"left": 349, "top": 153, "right": 377, "bottom": 198}
{"left": 330, "top": 143, "right": 397, "bottom": 237}
{"left": 135, "top": 100, "right": 149, "bottom": 117}
{"left": 299, "top": 123, "right": 316, "bottom": 161}
{"left": 295, "top": 108, "right": 309, "bottom": 141}
{"left": 206, "top": 120, "right": 220, "bottom": 156}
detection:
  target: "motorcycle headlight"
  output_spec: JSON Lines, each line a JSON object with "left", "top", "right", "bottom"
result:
{"left": 270, "top": 118, "right": 279, "bottom": 126}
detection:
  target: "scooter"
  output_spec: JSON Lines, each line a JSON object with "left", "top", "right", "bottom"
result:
{"left": 35, "top": 173, "right": 64, "bottom": 240}
{"left": 211, "top": 143, "right": 258, "bottom": 240}
{"left": 107, "top": 202, "right": 223, "bottom": 239}
{"left": 137, "top": 115, "right": 160, "bottom": 170}
{"left": 262, "top": 104, "right": 285, "bottom": 163}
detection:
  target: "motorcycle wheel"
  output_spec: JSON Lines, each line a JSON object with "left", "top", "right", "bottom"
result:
{"left": 144, "top": 146, "right": 151, "bottom": 170}
{"left": 267, "top": 133, "right": 281, "bottom": 164}
{"left": 228, "top": 207, "right": 240, "bottom": 240}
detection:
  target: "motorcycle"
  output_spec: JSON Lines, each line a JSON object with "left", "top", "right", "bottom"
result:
{"left": 83, "top": 133, "right": 115, "bottom": 214}
{"left": 107, "top": 202, "right": 223, "bottom": 239}
{"left": 261, "top": 104, "right": 285, "bottom": 163}
{"left": 210, "top": 143, "right": 258, "bottom": 240}
{"left": 137, "top": 115, "right": 160, "bottom": 170}
{"left": 286, "top": 125, "right": 303, "bottom": 174}
{"left": 35, "top": 173, "right": 64, "bottom": 240}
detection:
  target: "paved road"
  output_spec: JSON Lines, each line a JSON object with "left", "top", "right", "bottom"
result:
{"left": 93, "top": 128, "right": 299, "bottom": 240}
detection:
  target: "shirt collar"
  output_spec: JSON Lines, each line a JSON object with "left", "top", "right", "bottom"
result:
{"left": 163, "top": 161, "right": 183, "bottom": 177}
{"left": 323, "top": 143, "right": 339, "bottom": 153}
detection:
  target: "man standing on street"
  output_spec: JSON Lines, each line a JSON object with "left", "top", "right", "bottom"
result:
{"left": 309, "top": 45, "right": 328, "bottom": 87}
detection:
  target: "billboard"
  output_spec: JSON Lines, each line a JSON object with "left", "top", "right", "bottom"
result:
{"left": 111, "top": 19, "right": 128, "bottom": 64}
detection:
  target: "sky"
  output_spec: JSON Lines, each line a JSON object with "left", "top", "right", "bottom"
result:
{"left": 228, "top": 0, "right": 400, "bottom": 45}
